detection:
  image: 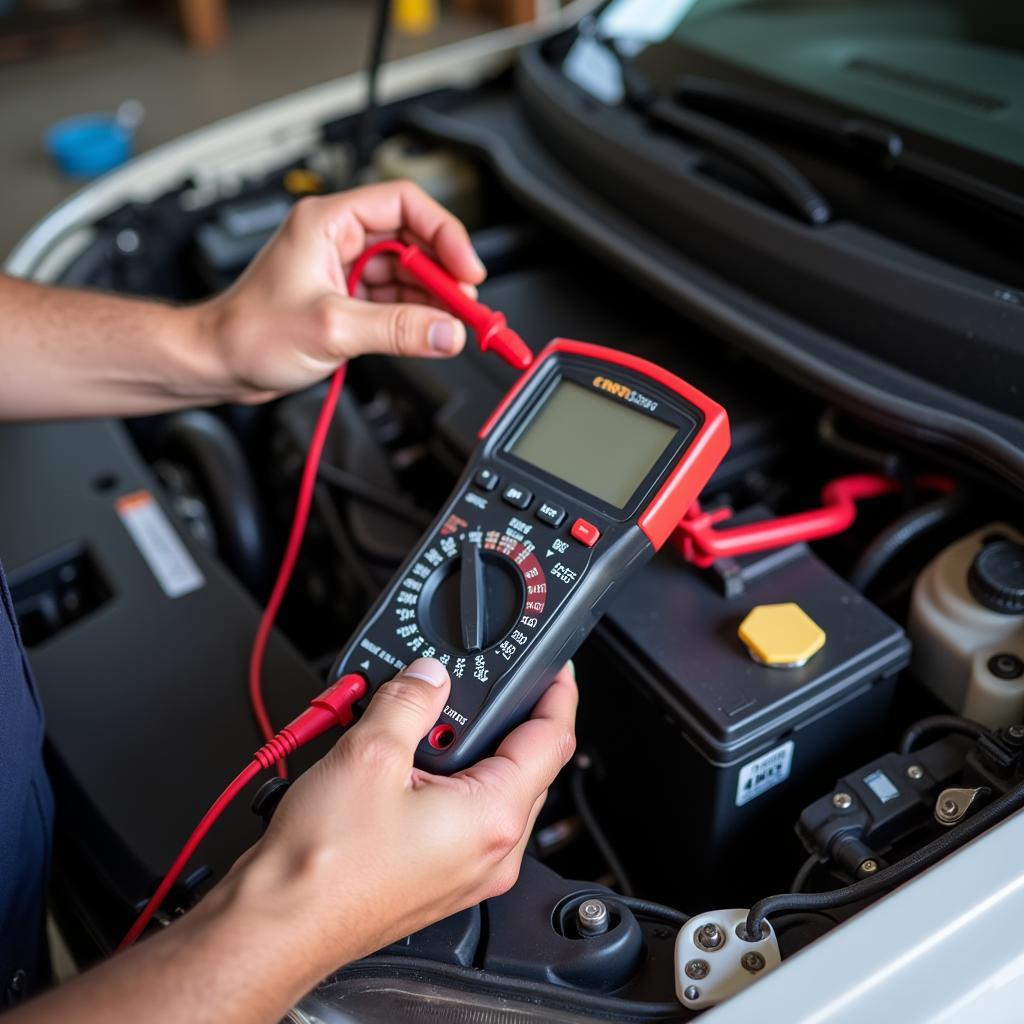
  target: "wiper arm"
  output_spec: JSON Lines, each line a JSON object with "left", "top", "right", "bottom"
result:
{"left": 597, "top": 36, "right": 831, "bottom": 226}
{"left": 676, "top": 75, "right": 904, "bottom": 165}
{"left": 646, "top": 98, "right": 832, "bottom": 226}
{"left": 677, "top": 74, "right": 1024, "bottom": 222}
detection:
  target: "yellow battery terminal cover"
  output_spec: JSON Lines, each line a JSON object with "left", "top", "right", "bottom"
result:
{"left": 738, "top": 602, "right": 826, "bottom": 668}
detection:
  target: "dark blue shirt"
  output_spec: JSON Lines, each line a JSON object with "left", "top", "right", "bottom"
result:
{"left": 0, "top": 559, "right": 53, "bottom": 1008}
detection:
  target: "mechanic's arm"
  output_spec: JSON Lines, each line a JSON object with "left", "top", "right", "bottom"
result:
{"left": 0, "top": 181, "right": 485, "bottom": 420}
{"left": 11, "top": 658, "right": 577, "bottom": 1024}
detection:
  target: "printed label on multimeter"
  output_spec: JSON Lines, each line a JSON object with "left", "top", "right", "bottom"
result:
{"left": 332, "top": 339, "right": 730, "bottom": 773}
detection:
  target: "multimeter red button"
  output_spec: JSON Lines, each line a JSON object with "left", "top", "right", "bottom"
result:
{"left": 536, "top": 502, "right": 566, "bottom": 527}
{"left": 474, "top": 468, "right": 500, "bottom": 491}
{"left": 502, "top": 484, "right": 533, "bottom": 510}
{"left": 571, "top": 518, "right": 601, "bottom": 547}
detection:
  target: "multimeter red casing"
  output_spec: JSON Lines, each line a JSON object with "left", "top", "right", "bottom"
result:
{"left": 331, "top": 339, "right": 730, "bottom": 773}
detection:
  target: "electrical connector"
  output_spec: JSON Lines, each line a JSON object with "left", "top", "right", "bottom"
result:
{"left": 675, "top": 908, "right": 780, "bottom": 1009}
{"left": 253, "top": 673, "right": 368, "bottom": 768}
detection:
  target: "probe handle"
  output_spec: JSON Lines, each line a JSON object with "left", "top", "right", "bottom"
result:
{"left": 400, "top": 246, "right": 533, "bottom": 370}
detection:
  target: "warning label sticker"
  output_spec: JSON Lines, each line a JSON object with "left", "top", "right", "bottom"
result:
{"left": 736, "top": 741, "right": 795, "bottom": 807}
{"left": 116, "top": 490, "right": 205, "bottom": 599}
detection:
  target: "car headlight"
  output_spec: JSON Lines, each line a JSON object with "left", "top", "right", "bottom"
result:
{"left": 289, "top": 975, "right": 604, "bottom": 1024}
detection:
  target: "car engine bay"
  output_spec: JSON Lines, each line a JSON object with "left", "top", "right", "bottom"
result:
{"left": 5, "top": 26, "right": 1024, "bottom": 1020}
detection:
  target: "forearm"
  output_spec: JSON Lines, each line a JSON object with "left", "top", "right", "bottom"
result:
{"left": 0, "top": 275, "right": 225, "bottom": 420}
{"left": 12, "top": 857, "right": 352, "bottom": 1024}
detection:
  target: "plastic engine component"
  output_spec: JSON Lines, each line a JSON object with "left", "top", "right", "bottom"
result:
{"left": 910, "top": 524, "right": 1024, "bottom": 727}
{"left": 675, "top": 908, "right": 780, "bottom": 1009}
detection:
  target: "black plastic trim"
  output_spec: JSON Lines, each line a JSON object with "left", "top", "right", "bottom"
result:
{"left": 404, "top": 93, "right": 1024, "bottom": 492}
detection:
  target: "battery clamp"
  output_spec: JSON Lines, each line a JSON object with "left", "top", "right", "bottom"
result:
{"left": 675, "top": 908, "right": 781, "bottom": 1009}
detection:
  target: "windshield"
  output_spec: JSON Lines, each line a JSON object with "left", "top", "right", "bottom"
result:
{"left": 570, "top": 0, "right": 1024, "bottom": 177}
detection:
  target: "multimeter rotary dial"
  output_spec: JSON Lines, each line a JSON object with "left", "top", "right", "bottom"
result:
{"left": 420, "top": 537, "right": 525, "bottom": 652}
{"left": 389, "top": 515, "right": 555, "bottom": 686}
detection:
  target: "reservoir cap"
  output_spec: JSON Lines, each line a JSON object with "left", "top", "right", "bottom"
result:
{"left": 968, "top": 540, "right": 1024, "bottom": 615}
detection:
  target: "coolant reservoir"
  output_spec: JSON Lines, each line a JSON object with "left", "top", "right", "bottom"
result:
{"left": 909, "top": 524, "right": 1024, "bottom": 727}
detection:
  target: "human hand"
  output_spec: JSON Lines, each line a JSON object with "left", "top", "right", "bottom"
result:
{"left": 236, "top": 657, "right": 577, "bottom": 975}
{"left": 192, "top": 182, "right": 486, "bottom": 403}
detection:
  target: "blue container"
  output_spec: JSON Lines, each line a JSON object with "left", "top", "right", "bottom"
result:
{"left": 45, "top": 114, "right": 134, "bottom": 178}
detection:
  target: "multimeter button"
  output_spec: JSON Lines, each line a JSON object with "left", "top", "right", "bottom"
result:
{"left": 571, "top": 518, "right": 601, "bottom": 547}
{"left": 502, "top": 484, "right": 533, "bottom": 510}
{"left": 474, "top": 467, "right": 500, "bottom": 491}
{"left": 536, "top": 502, "right": 566, "bottom": 527}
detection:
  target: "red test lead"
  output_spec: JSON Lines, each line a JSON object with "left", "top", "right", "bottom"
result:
{"left": 248, "top": 241, "right": 533, "bottom": 780}
{"left": 673, "top": 473, "right": 956, "bottom": 567}
{"left": 119, "top": 673, "right": 367, "bottom": 950}
{"left": 132, "top": 238, "right": 529, "bottom": 949}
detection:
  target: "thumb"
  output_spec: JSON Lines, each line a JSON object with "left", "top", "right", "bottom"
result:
{"left": 354, "top": 658, "right": 452, "bottom": 762}
{"left": 325, "top": 295, "right": 466, "bottom": 360}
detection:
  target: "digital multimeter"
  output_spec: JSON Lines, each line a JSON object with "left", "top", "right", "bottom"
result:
{"left": 331, "top": 339, "right": 730, "bottom": 773}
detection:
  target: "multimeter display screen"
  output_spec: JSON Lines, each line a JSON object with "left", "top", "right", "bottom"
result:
{"left": 509, "top": 379, "right": 678, "bottom": 507}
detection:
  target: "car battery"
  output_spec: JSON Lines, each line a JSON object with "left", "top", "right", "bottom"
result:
{"left": 574, "top": 509, "right": 910, "bottom": 911}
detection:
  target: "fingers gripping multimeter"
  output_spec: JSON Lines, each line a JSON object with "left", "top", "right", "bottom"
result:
{"left": 331, "top": 339, "right": 730, "bottom": 773}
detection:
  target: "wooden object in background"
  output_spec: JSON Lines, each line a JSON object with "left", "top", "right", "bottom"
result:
{"left": 177, "top": 0, "right": 226, "bottom": 48}
{"left": 450, "top": 0, "right": 535, "bottom": 26}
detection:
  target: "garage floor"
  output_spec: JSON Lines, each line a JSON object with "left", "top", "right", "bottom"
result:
{"left": 0, "top": 0, "right": 495, "bottom": 260}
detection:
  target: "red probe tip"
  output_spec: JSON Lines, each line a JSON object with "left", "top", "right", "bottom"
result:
{"left": 481, "top": 324, "right": 533, "bottom": 370}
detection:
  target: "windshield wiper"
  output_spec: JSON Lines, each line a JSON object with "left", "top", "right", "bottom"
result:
{"left": 674, "top": 74, "right": 1024, "bottom": 222}
{"left": 676, "top": 74, "right": 904, "bottom": 165}
{"left": 646, "top": 98, "right": 832, "bottom": 226}
{"left": 598, "top": 36, "right": 832, "bottom": 226}
{"left": 593, "top": 30, "right": 1023, "bottom": 223}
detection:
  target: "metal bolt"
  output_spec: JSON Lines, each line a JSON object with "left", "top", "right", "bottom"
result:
{"left": 942, "top": 798, "right": 959, "bottom": 815}
{"left": 833, "top": 792, "right": 853, "bottom": 810}
{"left": 906, "top": 765, "right": 924, "bottom": 781}
{"left": 860, "top": 859, "right": 879, "bottom": 874}
{"left": 695, "top": 922, "right": 725, "bottom": 951}
{"left": 115, "top": 229, "right": 140, "bottom": 255}
{"left": 1010, "top": 725, "right": 1024, "bottom": 741}
{"left": 577, "top": 899, "right": 609, "bottom": 936}
{"left": 685, "top": 959, "right": 710, "bottom": 980}
{"left": 683, "top": 985, "right": 700, "bottom": 1001}
{"left": 741, "top": 952, "right": 766, "bottom": 973}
